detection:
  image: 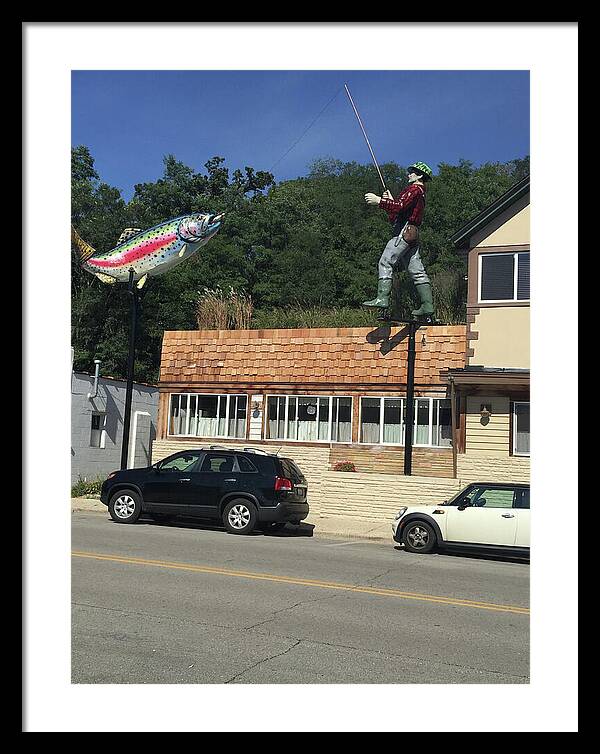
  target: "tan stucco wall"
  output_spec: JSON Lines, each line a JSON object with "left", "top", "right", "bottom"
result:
{"left": 471, "top": 307, "right": 530, "bottom": 368}
{"left": 473, "top": 201, "right": 530, "bottom": 248}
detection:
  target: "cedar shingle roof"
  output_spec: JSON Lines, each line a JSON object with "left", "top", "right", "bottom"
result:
{"left": 159, "top": 326, "right": 466, "bottom": 387}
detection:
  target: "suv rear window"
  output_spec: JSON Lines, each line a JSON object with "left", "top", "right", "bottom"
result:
{"left": 278, "top": 458, "right": 304, "bottom": 482}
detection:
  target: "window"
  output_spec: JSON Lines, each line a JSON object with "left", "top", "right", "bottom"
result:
{"left": 200, "top": 453, "right": 235, "bottom": 473}
{"left": 513, "top": 401, "right": 530, "bottom": 456}
{"left": 159, "top": 452, "right": 202, "bottom": 472}
{"left": 479, "top": 252, "right": 530, "bottom": 302}
{"left": 237, "top": 456, "right": 258, "bottom": 473}
{"left": 90, "top": 412, "right": 106, "bottom": 448}
{"left": 331, "top": 397, "right": 352, "bottom": 442}
{"left": 169, "top": 394, "right": 247, "bottom": 439}
{"left": 514, "top": 488, "right": 530, "bottom": 509}
{"left": 453, "top": 485, "right": 515, "bottom": 509}
{"left": 360, "top": 397, "right": 452, "bottom": 447}
{"left": 266, "top": 396, "right": 353, "bottom": 443}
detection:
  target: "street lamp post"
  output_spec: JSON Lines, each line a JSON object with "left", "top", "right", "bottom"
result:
{"left": 120, "top": 269, "right": 139, "bottom": 470}
{"left": 403, "top": 321, "right": 419, "bottom": 475}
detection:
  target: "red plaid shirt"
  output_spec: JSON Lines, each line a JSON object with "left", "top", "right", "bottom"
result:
{"left": 379, "top": 184, "right": 425, "bottom": 227}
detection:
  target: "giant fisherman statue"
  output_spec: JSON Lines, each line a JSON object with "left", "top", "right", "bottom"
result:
{"left": 363, "top": 161, "right": 435, "bottom": 321}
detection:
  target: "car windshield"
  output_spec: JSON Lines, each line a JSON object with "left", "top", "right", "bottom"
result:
{"left": 443, "top": 488, "right": 467, "bottom": 505}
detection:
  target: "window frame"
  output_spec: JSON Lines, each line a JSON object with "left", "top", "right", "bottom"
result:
{"left": 264, "top": 394, "right": 354, "bottom": 444}
{"left": 478, "top": 251, "right": 530, "bottom": 303}
{"left": 512, "top": 400, "right": 530, "bottom": 457}
{"left": 167, "top": 392, "right": 248, "bottom": 440}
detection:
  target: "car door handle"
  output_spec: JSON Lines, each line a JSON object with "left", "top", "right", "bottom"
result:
{"left": 224, "top": 478, "right": 237, "bottom": 482}
{"left": 501, "top": 513, "right": 515, "bottom": 518}
{"left": 178, "top": 478, "right": 191, "bottom": 483}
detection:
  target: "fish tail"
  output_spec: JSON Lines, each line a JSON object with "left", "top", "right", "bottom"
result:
{"left": 71, "top": 225, "right": 96, "bottom": 263}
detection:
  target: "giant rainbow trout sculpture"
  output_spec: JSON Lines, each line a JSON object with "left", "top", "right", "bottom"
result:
{"left": 72, "top": 212, "right": 224, "bottom": 288}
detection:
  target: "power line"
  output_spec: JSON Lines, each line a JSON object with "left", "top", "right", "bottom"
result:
{"left": 269, "top": 86, "right": 344, "bottom": 174}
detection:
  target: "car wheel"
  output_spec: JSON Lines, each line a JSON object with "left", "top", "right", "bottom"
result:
{"left": 222, "top": 499, "right": 257, "bottom": 535}
{"left": 401, "top": 520, "right": 437, "bottom": 554}
{"left": 259, "top": 522, "right": 287, "bottom": 533}
{"left": 108, "top": 490, "right": 142, "bottom": 524}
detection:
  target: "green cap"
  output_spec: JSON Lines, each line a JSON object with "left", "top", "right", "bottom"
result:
{"left": 409, "top": 161, "right": 433, "bottom": 181}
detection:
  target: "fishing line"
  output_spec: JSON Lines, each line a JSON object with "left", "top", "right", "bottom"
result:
{"left": 268, "top": 86, "right": 344, "bottom": 174}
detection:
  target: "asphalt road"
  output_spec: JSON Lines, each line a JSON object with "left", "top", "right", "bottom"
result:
{"left": 72, "top": 511, "right": 530, "bottom": 684}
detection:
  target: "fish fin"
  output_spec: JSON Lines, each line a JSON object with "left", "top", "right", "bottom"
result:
{"left": 136, "top": 273, "right": 148, "bottom": 290}
{"left": 178, "top": 243, "right": 188, "bottom": 258}
{"left": 95, "top": 273, "right": 117, "bottom": 285}
{"left": 71, "top": 225, "right": 96, "bottom": 262}
{"left": 116, "top": 227, "right": 142, "bottom": 245}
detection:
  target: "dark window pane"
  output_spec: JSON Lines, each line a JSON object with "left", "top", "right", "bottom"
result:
{"left": 514, "top": 488, "right": 530, "bottom": 509}
{"left": 267, "top": 397, "right": 278, "bottom": 421}
{"left": 201, "top": 454, "right": 235, "bottom": 472}
{"left": 515, "top": 402, "right": 530, "bottom": 454}
{"left": 481, "top": 255, "right": 514, "bottom": 300}
{"left": 517, "top": 253, "right": 530, "bottom": 300}
{"left": 237, "top": 456, "right": 258, "bottom": 473}
{"left": 197, "top": 395, "right": 217, "bottom": 418}
{"left": 279, "top": 459, "right": 304, "bottom": 482}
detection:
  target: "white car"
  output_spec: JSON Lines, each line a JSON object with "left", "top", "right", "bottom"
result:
{"left": 392, "top": 482, "right": 530, "bottom": 556}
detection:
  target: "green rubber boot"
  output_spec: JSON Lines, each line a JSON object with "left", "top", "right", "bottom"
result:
{"left": 411, "top": 282, "right": 435, "bottom": 317}
{"left": 363, "top": 278, "right": 393, "bottom": 308}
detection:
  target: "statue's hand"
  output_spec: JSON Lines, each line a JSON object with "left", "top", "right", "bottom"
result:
{"left": 365, "top": 193, "right": 381, "bottom": 205}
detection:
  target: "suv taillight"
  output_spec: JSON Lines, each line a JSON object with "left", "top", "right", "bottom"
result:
{"left": 274, "top": 476, "right": 293, "bottom": 492}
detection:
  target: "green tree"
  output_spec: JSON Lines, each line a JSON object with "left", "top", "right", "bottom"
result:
{"left": 72, "top": 147, "right": 529, "bottom": 381}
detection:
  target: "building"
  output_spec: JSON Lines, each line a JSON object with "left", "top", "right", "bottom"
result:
{"left": 151, "top": 176, "right": 529, "bottom": 521}
{"left": 71, "top": 366, "right": 158, "bottom": 486}
{"left": 447, "top": 175, "right": 530, "bottom": 483}
{"left": 153, "top": 326, "right": 468, "bottom": 520}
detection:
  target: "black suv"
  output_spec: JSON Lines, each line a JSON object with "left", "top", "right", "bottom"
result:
{"left": 100, "top": 447, "right": 309, "bottom": 535}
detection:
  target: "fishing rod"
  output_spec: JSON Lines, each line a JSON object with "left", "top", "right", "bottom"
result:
{"left": 344, "top": 83, "right": 388, "bottom": 193}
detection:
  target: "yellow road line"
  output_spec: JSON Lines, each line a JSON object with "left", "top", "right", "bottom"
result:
{"left": 72, "top": 551, "right": 530, "bottom": 615}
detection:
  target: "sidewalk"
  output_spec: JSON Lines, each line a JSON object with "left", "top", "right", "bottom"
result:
{"left": 71, "top": 497, "right": 393, "bottom": 542}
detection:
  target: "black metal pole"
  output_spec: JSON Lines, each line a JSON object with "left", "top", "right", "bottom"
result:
{"left": 120, "top": 269, "right": 138, "bottom": 470}
{"left": 403, "top": 321, "right": 418, "bottom": 475}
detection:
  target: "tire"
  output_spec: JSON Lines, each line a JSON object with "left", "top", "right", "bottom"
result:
{"left": 259, "top": 521, "right": 287, "bottom": 533}
{"left": 108, "top": 489, "right": 142, "bottom": 524}
{"left": 401, "top": 520, "right": 437, "bottom": 554}
{"left": 222, "top": 499, "right": 257, "bottom": 535}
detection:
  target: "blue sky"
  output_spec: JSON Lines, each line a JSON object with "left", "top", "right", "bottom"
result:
{"left": 72, "top": 70, "right": 529, "bottom": 201}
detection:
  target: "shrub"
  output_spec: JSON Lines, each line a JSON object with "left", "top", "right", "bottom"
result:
{"left": 333, "top": 461, "right": 357, "bottom": 472}
{"left": 71, "top": 477, "right": 104, "bottom": 498}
